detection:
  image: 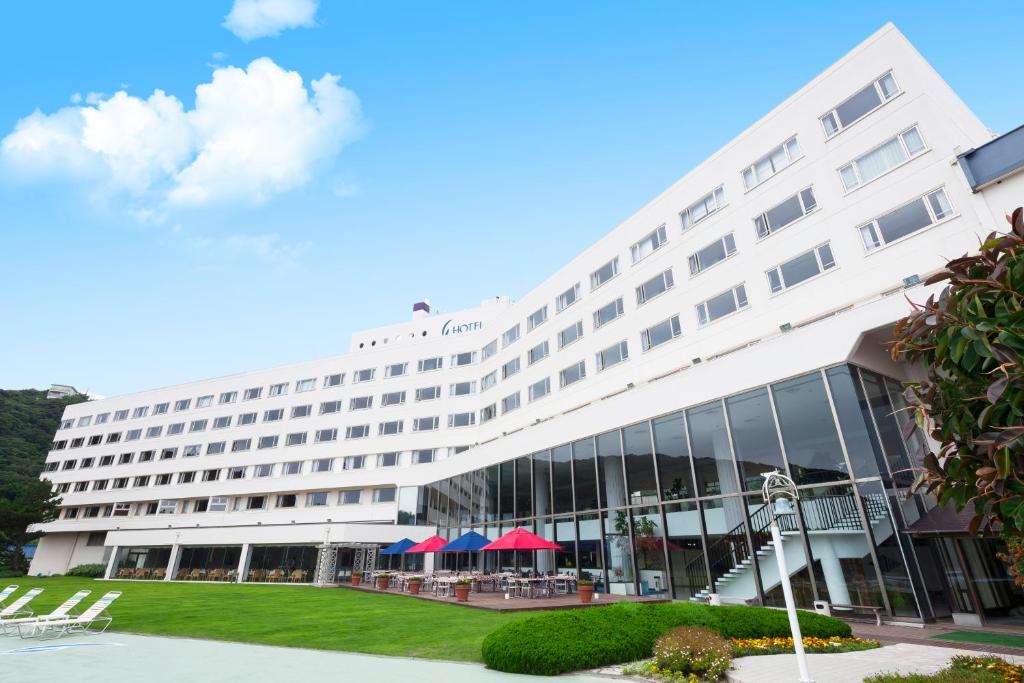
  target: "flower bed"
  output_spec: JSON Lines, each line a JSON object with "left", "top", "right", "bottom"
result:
{"left": 864, "top": 655, "right": 1023, "bottom": 682}
{"left": 730, "top": 635, "right": 879, "bottom": 656}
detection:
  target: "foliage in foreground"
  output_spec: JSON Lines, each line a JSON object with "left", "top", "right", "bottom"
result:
{"left": 651, "top": 626, "right": 731, "bottom": 680}
{"left": 865, "top": 654, "right": 1023, "bottom": 683}
{"left": 480, "top": 602, "right": 850, "bottom": 676}
{"left": 66, "top": 563, "right": 107, "bottom": 577}
{"left": 730, "top": 635, "right": 879, "bottom": 656}
{"left": 891, "top": 207, "right": 1024, "bottom": 539}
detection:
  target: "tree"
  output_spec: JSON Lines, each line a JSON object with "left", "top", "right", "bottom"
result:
{"left": 0, "top": 479, "right": 62, "bottom": 574}
{"left": 891, "top": 207, "right": 1024, "bottom": 537}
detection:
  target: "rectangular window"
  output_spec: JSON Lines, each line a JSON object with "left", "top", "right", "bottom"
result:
{"left": 276, "top": 494, "right": 297, "bottom": 508}
{"left": 160, "top": 448, "right": 177, "bottom": 460}
{"left": 502, "top": 324, "right": 520, "bottom": 347}
{"left": 263, "top": 408, "right": 284, "bottom": 422}
{"left": 527, "top": 306, "right": 548, "bottom": 331}
{"left": 207, "top": 441, "right": 226, "bottom": 454}
{"left": 319, "top": 400, "right": 342, "bottom": 415}
{"left": 349, "top": 396, "right": 372, "bottom": 411}
{"left": 315, "top": 428, "right": 338, "bottom": 443}
{"left": 345, "top": 425, "right": 370, "bottom": 439}
{"left": 688, "top": 233, "right": 736, "bottom": 275}
{"left": 60, "top": 419, "right": 75, "bottom": 429}
{"left": 99, "top": 455, "right": 114, "bottom": 466}
{"left": 219, "top": 391, "right": 237, "bottom": 404}
{"left": 112, "top": 478, "right": 129, "bottom": 490}
{"left": 112, "top": 502, "right": 130, "bottom": 515}
{"left": 136, "top": 451, "right": 152, "bottom": 463}
{"left": 755, "top": 186, "right": 817, "bottom": 239}
{"left": 177, "top": 471, "right": 195, "bottom": 484}
{"left": 696, "top": 285, "right": 748, "bottom": 326}
{"left": 480, "top": 403, "right": 497, "bottom": 423}
{"left": 527, "top": 340, "right": 549, "bottom": 365}
{"left": 640, "top": 315, "right": 683, "bottom": 351}
{"left": 88, "top": 435, "right": 102, "bottom": 446}
{"left": 589, "top": 257, "right": 619, "bottom": 291}
{"left": 353, "top": 368, "right": 375, "bottom": 383}
{"left": 377, "top": 452, "right": 399, "bottom": 467}
{"left": 290, "top": 404, "right": 312, "bottom": 418}
{"left": 339, "top": 490, "right": 362, "bottom": 505}
{"left": 501, "top": 357, "right": 520, "bottom": 379}
{"left": 238, "top": 412, "right": 257, "bottom": 425}
{"left": 269, "top": 383, "right": 288, "bottom": 397}
{"left": 106, "top": 432, "right": 121, "bottom": 443}
{"left": 528, "top": 377, "right": 551, "bottom": 402}
{"left": 373, "top": 488, "right": 396, "bottom": 503}
{"left": 596, "top": 340, "right": 629, "bottom": 370}
{"left": 285, "top": 432, "right": 307, "bottom": 446}
{"left": 384, "top": 363, "right": 407, "bottom": 378}
{"left": 255, "top": 464, "right": 273, "bottom": 478}
{"left": 323, "top": 373, "right": 344, "bottom": 388}
{"left": 208, "top": 496, "right": 228, "bottom": 512}
{"left": 134, "top": 475, "right": 150, "bottom": 487}
{"left": 630, "top": 225, "right": 668, "bottom": 263}
{"left": 196, "top": 395, "right": 213, "bottom": 408}
{"left": 307, "top": 492, "right": 329, "bottom": 507}
{"left": 381, "top": 391, "right": 406, "bottom": 406}
{"left": 592, "top": 297, "right": 624, "bottom": 329}
{"left": 243, "top": 387, "right": 263, "bottom": 400}
{"left": 680, "top": 185, "right": 726, "bottom": 230}
{"left": 153, "top": 403, "right": 169, "bottom": 415}
{"left": 415, "top": 386, "right": 440, "bottom": 401}
{"left": 412, "top": 416, "right": 439, "bottom": 432}
{"left": 481, "top": 371, "right": 497, "bottom": 391}
{"left": 295, "top": 378, "right": 316, "bottom": 392}
{"left": 70, "top": 437, "right": 84, "bottom": 448}
{"left": 343, "top": 455, "right": 365, "bottom": 470}
{"left": 257, "top": 435, "right": 279, "bottom": 449}
{"left": 132, "top": 406, "right": 148, "bottom": 419}
{"left": 147, "top": 426, "right": 164, "bottom": 438}
{"left": 635, "top": 268, "right": 674, "bottom": 304}
{"left": 283, "top": 461, "right": 302, "bottom": 475}
{"left": 742, "top": 136, "right": 802, "bottom": 190}
{"left": 451, "top": 351, "right": 476, "bottom": 367}
{"left": 77, "top": 416, "right": 93, "bottom": 428}
{"left": 93, "top": 479, "right": 109, "bottom": 490}
{"left": 94, "top": 413, "right": 109, "bottom": 425}
{"left": 839, "top": 126, "right": 926, "bottom": 191}
{"left": 157, "top": 499, "right": 177, "bottom": 514}
{"left": 858, "top": 188, "right": 953, "bottom": 251}
{"left": 481, "top": 339, "right": 498, "bottom": 361}
{"left": 417, "top": 357, "right": 442, "bottom": 372}
{"left": 113, "top": 410, "right": 129, "bottom": 421}
{"left": 378, "top": 420, "right": 403, "bottom": 435}
{"left": 557, "top": 321, "right": 583, "bottom": 349}
{"left": 501, "top": 391, "right": 520, "bottom": 413}
{"left": 413, "top": 449, "right": 435, "bottom": 464}
{"left": 246, "top": 496, "right": 266, "bottom": 510}
{"left": 189, "top": 419, "right": 207, "bottom": 432}
{"left": 555, "top": 283, "right": 581, "bottom": 313}
{"left": 559, "top": 360, "right": 586, "bottom": 388}
{"left": 767, "top": 243, "right": 837, "bottom": 293}
{"left": 449, "top": 412, "right": 476, "bottom": 428}
{"left": 212, "top": 416, "right": 231, "bottom": 429}
{"left": 125, "top": 429, "right": 141, "bottom": 441}
{"left": 449, "top": 381, "right": 476, "bottom": 396}
{"left": 312, "top": 458, "right": 333, "bottom": 473}
{"left": 821, "top": 71, "right": 900, "bottom": 138}
{"left": 182, "top": 444, "right": 200, "bottom": 457}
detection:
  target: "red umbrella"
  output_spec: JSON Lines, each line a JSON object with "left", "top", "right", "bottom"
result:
{"left": 480, "top": 527, "right": 561, "bottom": 551}
{"left": 406, "top": 535, "right": 448, "bottom": 553}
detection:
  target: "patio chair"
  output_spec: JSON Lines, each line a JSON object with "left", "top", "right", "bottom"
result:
{"left": 152, "top": 568, "right": 166, "bottom": 580}
{"left": 187, "top": 569, "right": 202, "bottom": 581}
{"left": 208, "top": 568, "right": 226, "bottom": 581}
{"left": 0, "top": 590, "right": 91, "bottom": 636}
{"left": 116, "top": 568, "right": 134, "bottom": 579}
{"left": 176, "top": 569, "right": 189, "bottom": 580}
{"left": 267, "top": 569, "right": 284, "bottom": 583}
{"left": 16, "top": 591, "right": 121, "bottom": 640}
{"left": 249, "top": 568, "right": 267, "bottom": 582}
{"left": 0, "top": 586, "right": 18, "bottom": 609}
{"left": 0, "top": 588, "right": 43, "bottom": 621}
{"left": 135, "top": 568, "right": 152, "bottom": 580}
{"left": 289, "top": 569, "right": 306, "bottom": 583}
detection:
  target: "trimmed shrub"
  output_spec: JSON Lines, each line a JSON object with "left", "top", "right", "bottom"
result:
{"left": 481, "top": 601, "right": 850, "bottom": 676}
{"left": 653, "top": 626, "right": 731, "bottom": 679}
{"left": 66, "top": 563, "right": 106, "bottom": 577}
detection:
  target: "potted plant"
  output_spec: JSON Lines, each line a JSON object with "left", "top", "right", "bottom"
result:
{"left": 453, "top": 578, "right": 472, "bottom": 602}
{"left": 407, "top": 576, "right": 423, "bottom": 595}
{"left": 376, "top": 572, "right": 391, "bottom": 590}
{"left": 578, "top": 575, "right": 595, "bottom": 604}
{"left": 351, "top": 571, "right": 363, "bottom": 587}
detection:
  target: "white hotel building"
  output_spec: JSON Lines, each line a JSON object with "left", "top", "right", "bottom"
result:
{"left": 30, "top": 24, "right": 1024, "bottom": 624}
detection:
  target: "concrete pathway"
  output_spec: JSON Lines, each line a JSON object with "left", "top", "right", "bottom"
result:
{"left": 726, "top": 642, "right": 1023, "bottom": 683}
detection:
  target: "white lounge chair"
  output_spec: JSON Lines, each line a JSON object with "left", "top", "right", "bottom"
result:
{"left": 0, "top": 590, "right": 91, "bottom": 636}
{"left": 0, "top": 588, "right": 43, "bottom": 621}
{"left": 17, "top": 591, "right": 121, "bottom": 639}
{"left": 0, "top": 585, "right": 18, "bottom": 609}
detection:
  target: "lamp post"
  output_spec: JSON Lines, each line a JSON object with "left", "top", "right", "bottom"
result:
{"left": 762, "top": 471, "right": 813, "bottom": 683}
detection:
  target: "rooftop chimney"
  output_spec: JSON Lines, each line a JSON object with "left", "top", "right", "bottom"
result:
{"left": 412, "top": 300, "right": 431, "bottom": 319}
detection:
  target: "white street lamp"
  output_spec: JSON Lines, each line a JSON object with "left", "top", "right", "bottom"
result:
{"left": 762, "top": 471, "right": 813, "bottom": 683}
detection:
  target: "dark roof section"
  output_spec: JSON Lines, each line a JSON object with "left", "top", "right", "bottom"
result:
{"left": 958, "top": 124, "right": 1024, "bottom": 192}
{"left": 906, "top": 503, "right": 1001, "bottom": 536}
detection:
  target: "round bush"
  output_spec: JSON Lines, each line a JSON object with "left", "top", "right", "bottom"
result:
{"left": 653, "top": 626, "right": 732, "bottom": 679}
{"left": 481, "top": 602, "right": 850, "bottom": 676}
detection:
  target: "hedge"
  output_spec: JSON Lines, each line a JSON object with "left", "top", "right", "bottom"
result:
{"left": 65, "top": 563, "right": 107, "bottom": 577}
{"left": 481, "top": 602, "right": 851, "bottom": 676}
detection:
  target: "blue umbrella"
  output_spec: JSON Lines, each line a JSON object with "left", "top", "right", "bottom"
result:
{"left": 439, "top": 531, "right": 490, "bottom": 572}
{"left": 380, "top": 538, "right": 416, "bottom": 570}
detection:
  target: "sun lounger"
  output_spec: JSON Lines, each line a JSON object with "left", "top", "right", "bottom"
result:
{"left": 0, "top": 586, "right": 18, "bottom": 609}
{"left": 0, "top": 588, "right": 43, "bottom": 621}
{"left": 17, "top": 591, "right": 121, "bottom": 640}
{"left": 0, "top": 590, "right": 91, "bottom": 635}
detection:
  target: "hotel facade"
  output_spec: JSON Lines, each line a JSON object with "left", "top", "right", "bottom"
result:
{"left": 30, "top": 24, "right": 1024, "bottom": 625}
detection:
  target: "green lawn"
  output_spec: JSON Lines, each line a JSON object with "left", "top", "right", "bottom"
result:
{"left": 6, "top": 576, "right": 539, "bottom": 661}
{"left": 931, "top": 630, "right": 1024, "bottom": 649}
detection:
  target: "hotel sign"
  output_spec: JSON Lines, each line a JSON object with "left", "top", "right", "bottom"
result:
{"left": 441, "top": 319, "right": 482, "bottom": 336}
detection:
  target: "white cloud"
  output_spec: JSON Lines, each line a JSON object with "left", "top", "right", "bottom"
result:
{"left": 0, "top": 57, "right": 361, "bottom": 207}
{"left": 223, "top": 0, "right": 318, "bottom": 41}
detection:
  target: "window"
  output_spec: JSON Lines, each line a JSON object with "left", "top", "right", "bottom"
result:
{"left": 754, "top": 186, "right": 817, "bottom": 239}
{"left": 43, "top": 461, "right": 58, "bottom": 472}
{"left": 528, "top": 377, "right": 551, "bottom": 402}
{"left": 417, "top": 357, "right": 442, "bottom": 372}
{"left": 83, "top": 506, "right": 100, "bottom": 518}
{"left": 527, "top": 306, "right": 548, "bottom": 331}
{"left": 527, "top": 340, "right": 549, "bottom": 365}
{"left": 480, "top": 371, "right": 497, "bottom": 391}
{"left": 382, "top": 391, "right": 406, "bottom": 406}
{"left": 557, "top": 321, "right": 583, "bottom": 349}
{"left": 196, "top": 395, "right": 213, "bottom": 408}
{"left": 295, "top": 378, "right": 316, "bottom": 392}
{"left": 64, "top": 507, "right": 79, "bottom": 519}
{"left": 238, "top": 412, "right": 257, "bottom": 425}
{"left": 839, "top": 126, "right": 926, "bottom": 191}
{"left": 155, "top": 473, "right": 172, "bottom": 486}
{"left": 501, "top": 392, "right": 521, "bottom": 413}
{"left": 688, "top": 233, "right": 736, "bottom": 275}
{"left": 113, "top": 410, "right": 130, "bottom": 421}
{"left": 413, "top": 449, "right": 435, "bottom": 465}
{"left": 243, "top": 387, "right": 263, "bottom": 400}
{"left": 219, "top": 391, "right": 237, "bottom": 404}
{"left": 283, "top": 461, "right": 302, "bottom": 475}
{"left": 858, "top": 188, "right": 953, "bottom": 251}
{"left": 384, "top": 363, "right": 407, "bottom": 378}
{"left": 415, "top": 386, "right": 441, "bottom": 401}
{"left": 353, "top": 368, "right": 375, "bottom": 383}
{"left": 60, "top": 419, "right": 75, "bottom": 429}
{"left": 767, "top": 243, "right": 837, "bottom": 293}
{"left": 412, "top": 416, "right": 439, "bottom": 432}
{"left": 449, "top": 412, "right": 476, "bottom": 428}
{"left": 208, "top": 496, "right": 228, "bottom": 512}
{"left": 641, "top": 316, "right": 682, "bottom": 351}
{"left": 182, "top": 444, "right": 200, "bottom": 457}
{"left": 207, "top": 441, "right": 226, "bottom": 455}
{"left": 130, "top": 451, "right": 146, "bottom": 463}
{"left": 134, "top": 475, "right": 150, "bottom": 487}
{"left": 377, "top": 452, "right": 399, "bottom": 467}
{"left": 255, "top": 463, "right": 273, "bottom": 478}
{"left": 481, "top": 339, "right": 498, "bottom": 360}
{"left": 70, "top": 437, "right": 84, "bottom": 448}
{"left": 680, "top": 185, "right": 726, "bottom": 230}
{"left": 88, "top": 435, "right": 102, "bottom": 446}
{"left": 132, "top": 407, "right": 148, "bottom": 419}
{"left": 557, "top": 357, "right": 588, "bottom": 390}
{"left": 635, "top": 269, "right": 674, "bottom": 304}
{"left": 373, "top": 488, "right": 396, "bottom": 503}
{"left": 630, "top": 225, "right": 668, "bottom": 263}
{"left": 263, "top": 408, "right": 284, "bottom": 422}
{"left": 106, "top": 432, "right": 121, "bottom": 443}
{"left": 378, "top": 420, "right": 403, "bottom": 435}
{"left": 315, "top": 428, "right": 337, "bottom": 443}
{"left": 269, "top": 383, "right": 288, "bottom": 397}
{"left": 696, "top": 285, "right": 748, "bottom": 326}
{"left": 246, "top": 496, "right": 266, "bottom": 510}
{"left": 742, "top": 136, "right": 802, "bottom": 190}
{"left": 146, "top": 425, "right": 165, "bottom": 438}
{"left": 113, "top": 478, "right": 129, "bottom": 490}
{"left": 480, "top": 403, "right": 497, "bottom": 423}
{"left": 93, "top": 479, "right": 109, "bottom": 490}
{"left": 451, "top": 351, "right": 476, "bottom": 367}
{"left": 174, "top": 399, "right": 191, "bottom": 412}
{"left": 62, "top": 459, "right": 77, "bottom": 470}
{"left": 286, "top": 432, "right": 307, "bottom": 446}
{"left": 189, "top": 419, "right": 207, "bottom": 432}
{"left": 349, "top": 396, "right": 372, "bottom": 411}
{"left": 307, "top": 492, "right": 329, "bottom": 507}
{"left": 290, "top": 404, "right": 312, "bottom": 418}
{"left": 450, "top": 381, "right": 475, "bottom": 397}
{"left": 77, "top": 416, "right": 93, "bottom": 428}
{"left": 99, "top": 455, "right": 114, "bottom": 466}
{"left": 207, "top": 416, "right": 229, "bottom": 430}
{"left": 323, "top": 373, "right": 344, "bottom": 388}
{"left": 596, "top": 340, "right": 629, "bottom": 370}
{"left": 555, "top": 283, "right": 581, "bottom": 313}
{"left": 153, "top": 402, "right": 169, "bottom": 415}
{"left": 276, "top": 494, "right": 297, "bottom": 508}
{"left": 343, "top": 455, "right": 365, "bottom": 470}
{"left": 320, "top": 400, "right": 342, "bottom": 415}
{"left": 821, "top": 71, "right": 900, "bottom": 138}
{"left": 589, "top": 257, "right": 619, "bottom": 291}
{"left": 257, "top": 435, "right": 279, "bottom": 449}
{"left": 160, "top": 448, "right": 177, "bottom": 460}
{"left": 501, "top": 357, "right": 520, "bottom": 379}
{"left": 339, "top": 490, "right": 362, "bottom": 505}
{"left": 502, "top": 324, "right": 520, "bottom": 347}
{"left": 112, "top": 502, "right": 130, "bottom": 516}
{"left": 94, "top": 413, "right": 109, "bottom": 425}
{"left": 80, "top": 457, "right": 94, "bottom": 468}
{"left": 346, "top": 425, "right": 370, "bottom": 439}
{"left": 157, "top": 500, "right": 177, "bottom": 514}
{"left": 125, "top": 429, "right": 141, "bottom": 441}
{"left": 312, "top": 458, "right": 333, "bottom": 473}
{"left": 52, "top": 441, "right": 67, "bottom": 451}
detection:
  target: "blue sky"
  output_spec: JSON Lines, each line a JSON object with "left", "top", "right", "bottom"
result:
{"left": 1, "top": 1, "right": 1022, "bottom": 397}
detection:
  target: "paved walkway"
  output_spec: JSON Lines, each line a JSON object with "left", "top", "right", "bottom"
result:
{"left": 850, "top": 620, "right": 1024, "bottom": 657}
{"left": 726, "top": 643, "right": 1023, "bottom": 683}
